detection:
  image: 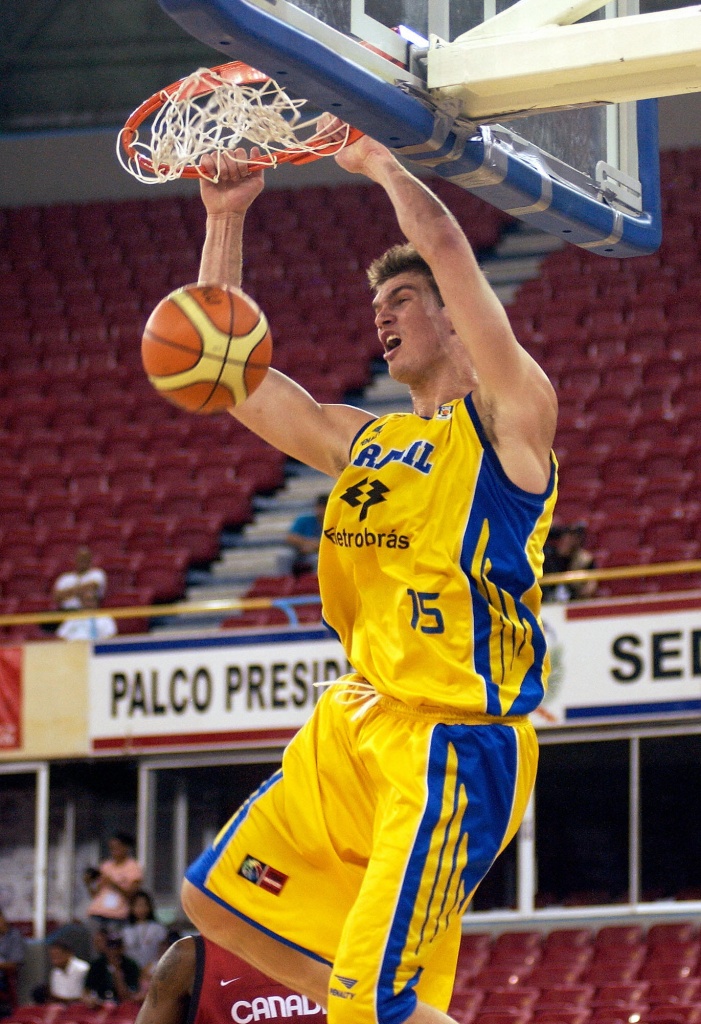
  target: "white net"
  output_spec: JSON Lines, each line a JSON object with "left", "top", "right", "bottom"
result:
{"left": 118, "top": 65, "right": 353, "bottom": 183}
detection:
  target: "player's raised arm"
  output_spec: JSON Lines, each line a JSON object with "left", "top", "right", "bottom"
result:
{"left": 335, "top": 133, "right": 557, "bottom": 487}
{"left": 196, "top": 150, "right": 373, "bottom": 478}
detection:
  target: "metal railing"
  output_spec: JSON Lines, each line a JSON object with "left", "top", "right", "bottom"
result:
{"left": 1, "top": 558, "right": 700, "bottom": 632}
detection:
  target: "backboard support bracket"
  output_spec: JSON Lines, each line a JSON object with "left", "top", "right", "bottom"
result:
{"left": 429, "top": 3, "right": 701, "bottom": 120}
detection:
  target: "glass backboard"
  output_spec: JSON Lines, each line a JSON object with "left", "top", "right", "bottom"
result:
{"left": 158, "top": 0, "right": 663, "bottom": 256}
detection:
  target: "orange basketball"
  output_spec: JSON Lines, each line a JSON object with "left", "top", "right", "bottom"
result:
{"left": 142, "top": 283, "right": 272, "bottom": 413}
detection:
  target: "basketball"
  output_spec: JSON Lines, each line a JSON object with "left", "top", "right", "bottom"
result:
{"left": 142, "top": 283, "right": 272, "bottom": 414}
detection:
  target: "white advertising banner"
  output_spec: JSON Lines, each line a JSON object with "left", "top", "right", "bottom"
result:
{"left": 89, "top": 627, "right": 350, "bottom": 752}
{"left": 88, "top": 595, "right": 701, "bottom": 750}
{"left": 537, "top": 594, "right": 701, "bottom": 728}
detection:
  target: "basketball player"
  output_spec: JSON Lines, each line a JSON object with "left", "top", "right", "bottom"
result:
{"left": 183, "top": 128, "right": 558, "bottom": 1024}
{"left": 135, "top": 934, "right": 326, "bottom": 1024}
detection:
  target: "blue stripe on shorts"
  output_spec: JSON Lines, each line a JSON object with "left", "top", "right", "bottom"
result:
{"left": 377, "top": 723, "right": 518, "bottom": 1024}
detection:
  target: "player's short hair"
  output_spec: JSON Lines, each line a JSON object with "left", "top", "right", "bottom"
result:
{"left": 367, "top": 243, "right": 443, "bottom": 305}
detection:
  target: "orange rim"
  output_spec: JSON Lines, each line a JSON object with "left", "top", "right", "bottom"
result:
{"left": 119, "top": 60, "right": 363, "bottom": 178}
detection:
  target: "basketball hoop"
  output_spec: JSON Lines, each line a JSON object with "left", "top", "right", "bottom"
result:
{"left": 117, "top": 61, "right": 364, "bottom": 184}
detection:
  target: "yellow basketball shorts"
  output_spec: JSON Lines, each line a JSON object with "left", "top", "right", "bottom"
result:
{"left": 186, "top": 680, "right": 538, "bottom": 1024}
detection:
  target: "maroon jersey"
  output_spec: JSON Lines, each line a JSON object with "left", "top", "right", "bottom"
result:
{"left": 188, "top": 935, "right": 327, "bottom": 1024}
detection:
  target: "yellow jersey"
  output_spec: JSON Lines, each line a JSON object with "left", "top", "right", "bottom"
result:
{"left": 318, "top": 394, "right": 557, "bottom": 716}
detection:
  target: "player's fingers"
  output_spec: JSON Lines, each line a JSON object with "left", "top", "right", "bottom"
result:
{"left": 247, "top": 145, "right": 267, "bottom": 171}
{"left": 198, "top": 152, "right": 219, "bottom": 181}
{"left": 318, "top": 112, "right": 343, "bottom": 134}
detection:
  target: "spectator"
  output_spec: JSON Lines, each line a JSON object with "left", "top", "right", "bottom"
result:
{"left": 543, "top": 523, "right": 598, "bottom": 601}
{"left": 33, "top": 940, "right": 90, "bottom": 1004}
{"left": 84, "top": 931, "right": 140, "bottom": 1006}
{"left": 122, "top": 892, "right": 167, "bottom": 971}
{"left": 134, "top": 933, "right": 326, "bottom": 1024}
{"left": 57, "top": 590, "right": 117, "bottom": 642}
{"left": 137, "top": 930, "right": 181, "bottom": 999}
{"left": 85, "top": 832, "right": 143, "bottom": 930}
{"left": 46, "top": 919, "right": 94, "bottom": 964}
{"left": 53, "top": 546, "right": 107, "bottom": 612}
{"left": 280, "top": 494, "right": 328, "bottom": 576}
{"left": 0, "top": 910, "right": 25, "bottom": 1018}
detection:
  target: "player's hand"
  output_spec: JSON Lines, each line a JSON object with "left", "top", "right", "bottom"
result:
{"left": 198, "top": 147, "right": 265, "bottom": 215}
{"left": 323, "top": 116, "right": 391, "bottom": 176}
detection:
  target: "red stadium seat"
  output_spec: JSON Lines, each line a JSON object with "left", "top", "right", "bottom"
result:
{"left": 535, "top": 985, "right": 595, "bottom": 1010}
{"left": 640, "top": 962, "right": 700, "bottom": 983}
{"left": 591, "top": 983, "right": 651, "bottom": 1008}
{"left": 647, "top": 938, "right": 698, "bottom": 970}
{"left": 459, "top": 935, "right": 494, "bottom": 957}
{"left": 588, "top": 1009, "right": 648, "bottom": 1024}
{"left": 472, "top": 1012, "right": 533, "bottom": 1024}
{"left": 175, "top": 520, "right": 223, "bottom": 564}
{"left": 482, "top": 990, "right": 539, "bottom": 1013}
{"left": 122, "top": 516, "right": 179, "bottom": 553}
{"left": 532, "top": 1012, "right": 591, "bottom": 1024}
{"left": 222, "top": 607, "right": 292, "bottom": 628}
{"left": 198, "top": 482, "right": 253, "bottom": 527}
{"left": 643, "top": 1006, "right": 701, "bottom": 1024}
{"left": 648, "top": 982, "right": 701, "bottom": 1006}
{"left": 449, "top": 989, "right": 485, "bottom": 1018}
{"left": 134, "top": 564, "right": 187, "bottom": 604}
{"left": 295, "top": 602, "right": 323, "bottom": 623}
{"left": 580, "top": 964, "right": 642, "bottom": 987}
{"left": 648, "top": 924, "right": 699, "bottom": 946}
{"left": 292, "top": 572, "right": 319, "bottom": 594}
{"left": 245, "top": 575, "right": 296, "bottom": 599}
{"left": 472, "top": 968, "right": 533, "bottom": 989}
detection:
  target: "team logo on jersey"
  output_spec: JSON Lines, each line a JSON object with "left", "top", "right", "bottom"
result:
{"left": 238, "top": 855, "right": 288, "bottom": 895}
{"left": 359, "top": 423, "right": 385, "bottom": 446}
{"left": 436, "top": 403, "right": 453, "bottom": 420}
{"left": 352, "top": 439, "right": 435, "bottom": 475}
{"left": 340, "top": 478, "right": 389, "bottom": 521}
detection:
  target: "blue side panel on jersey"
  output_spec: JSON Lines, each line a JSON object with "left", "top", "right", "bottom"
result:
{"left": 158, "top": 0, "right": 662, "bottom": 257}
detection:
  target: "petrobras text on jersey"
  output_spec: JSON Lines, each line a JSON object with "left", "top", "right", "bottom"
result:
{"left": 323, "top": 525, "right": 410, "bottom": 550}
{"left": 230, "top": 994, "right": 325, "bottom": 1023}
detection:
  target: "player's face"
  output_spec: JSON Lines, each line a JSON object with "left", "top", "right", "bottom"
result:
{"left": 372, "top": 272, "right": 453, "bottom": 383}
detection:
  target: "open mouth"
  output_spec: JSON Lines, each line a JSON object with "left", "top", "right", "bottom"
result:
{"left": 385, "top": 335, "right": 401, "bottom": 352}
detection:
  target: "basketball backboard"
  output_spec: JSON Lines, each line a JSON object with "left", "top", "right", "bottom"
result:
{"left": 156, "top": 0, "right": 675, "bottom": 256}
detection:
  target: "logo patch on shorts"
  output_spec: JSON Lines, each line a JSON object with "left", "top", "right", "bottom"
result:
{"left": 238, "top": 855, "right": 288, "bottom": 895}
{"left": 334, "top": 976, "right": 357, "bottom": 990}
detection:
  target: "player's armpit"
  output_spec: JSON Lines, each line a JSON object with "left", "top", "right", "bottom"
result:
{"left": 231, "top": 367, "right": 374, "bottom": 477}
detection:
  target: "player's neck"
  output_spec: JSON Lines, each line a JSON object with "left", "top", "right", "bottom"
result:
{"left": 409, "top": 368, "right": 477, "bottom": 418}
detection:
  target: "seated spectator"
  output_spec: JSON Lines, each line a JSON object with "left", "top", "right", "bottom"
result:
{"left": 53, "top": 547, "right": 107, "bottom": 612}
{"left": 122, "top": 892, "right": 167, "bottom": 972}
{"left": 32, "top": 940, "right": 90, "bottom": 1004}
{"left": 0, "top": 910, "right": 25, "bottom": 1018}
{"left": 85, "top": 832, "right": 143, "bottom": 931}
{"left": 46, "top": 919, "right": 94, "bottom": 964}
{"left": 84, "top": 931, "right": 140, "bottom": 1006}
{"left": 543, "top": 523, "right": 598, "bottom": 601}
{"left": 279, "top": 494, "right": 328, "bottom": 576}
{"left": 57, "top": 590, "right": 117, "bottom": 642}
{"left": 137, "top": 929, "right": 181, "bottom": 999}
